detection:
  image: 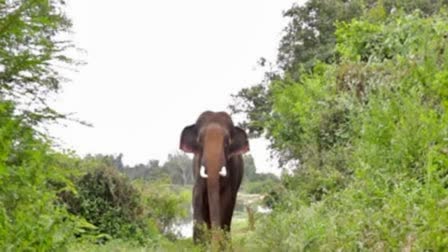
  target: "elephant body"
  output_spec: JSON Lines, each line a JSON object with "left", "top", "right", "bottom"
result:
{"left": 179, "top": 111, "right": 249, "bottom": 244}
{"left": 192, "top": 150, "right": 244, "bottom": 240}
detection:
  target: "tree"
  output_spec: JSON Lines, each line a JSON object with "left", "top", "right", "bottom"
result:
{"left": 0, "top": 0, "right": 78, "bottom": 124}
{"left": 231, "top": 0, "right": 365, "bottom": 140}
{"left": 230, "top": 0, "right": 448, "bottom": 164}
{"left": 162, "top": 152, "right": 193, "bottom": 185}
{"left": 0, "top": 1, "right": 82, "bottom": 249}
{"left": 278, "top": 0, "right": 363, "bottom": 72}
{"left": 243, "top": 154, "right": 257, "bottom": 181}
{"left": 107, "top": 153, "right": 193, "bottom": 184}
{"left": 277, "top": 0, "right": 446, "bottom": 73}
{"left": 83, "top": 153, "right": 125, "bottom": 171}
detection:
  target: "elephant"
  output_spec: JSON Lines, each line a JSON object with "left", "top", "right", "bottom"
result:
{"left": 179, "top": 111, "right": 249, "bottom": 245}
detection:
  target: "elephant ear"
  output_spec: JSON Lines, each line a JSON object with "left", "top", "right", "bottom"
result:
{"left": 229, "top": 127, "right": 249, "bottom": 157}
{"left": 180, "top": 124, "right": 200, "bottom": 153}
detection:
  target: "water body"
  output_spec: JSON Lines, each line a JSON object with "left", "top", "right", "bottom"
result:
{"left": 257, "top": 205, "right": 272, "bottom": 214}
{"left": 172, "top": 221, "right": 193, "bottom": 238}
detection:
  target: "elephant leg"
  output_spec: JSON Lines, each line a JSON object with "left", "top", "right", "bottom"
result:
{"left": 193, "top": 182, "right": 209, "bottom": 243}
{"left": 220, "top": 188, "right": 236, "bottom": 233}
{"left": 218, "top": 188, "right": 236, "bottom": 252}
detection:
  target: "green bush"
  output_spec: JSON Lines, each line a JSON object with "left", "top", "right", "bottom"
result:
{"left": 60, "top": 161, "right": 191, "bottom": 246}
{"left": 64, "top": 177, "right": 193, "bottom": 250}
{"left": 62, "top": 165, "right": 158, "bottom": 243}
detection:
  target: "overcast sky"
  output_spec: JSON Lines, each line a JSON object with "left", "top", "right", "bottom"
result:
{"left": 50, "top": 0, "right": 305, "bottom": 175}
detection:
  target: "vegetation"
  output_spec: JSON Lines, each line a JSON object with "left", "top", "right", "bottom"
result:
{"left": 230, "top": 1, "right": 448, "bottom": 250}
{"left": 0, "top": 1, "right": 79, "bottom": 250}
{"left": 3, "top": 0, "right": 448, "bottom": 251}
{"left": 0, "top": 0, "right": 195, "bottom": 250}
{"left": 231, "top": 0, "right": 448, "bottom": 153}
{"left": 63, "top": 165, "right": 154, "bottom": 243}
{"left": 0, "top": 0, "right": 80, "bottom": 124}
{"left": 0, "top": 101, "right": 77, "bottom": 250}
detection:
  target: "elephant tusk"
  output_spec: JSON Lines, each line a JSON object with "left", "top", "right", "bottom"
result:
{"left": 219, "top": 166, "right": 227, "bottom": 177}
{"left": 200, "top": 165, "right": 208, "bottom": 178}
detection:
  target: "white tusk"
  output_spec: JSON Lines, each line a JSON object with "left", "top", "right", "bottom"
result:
{"left": 200, "top": 165, "right": 208, "bottom": 178}
{"left": 219, "top": 166, "right": 227, "bottom": 177}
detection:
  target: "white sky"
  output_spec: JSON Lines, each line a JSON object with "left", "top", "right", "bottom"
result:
{"left": 50, "top": 0, "right": 305, "bottom": 176}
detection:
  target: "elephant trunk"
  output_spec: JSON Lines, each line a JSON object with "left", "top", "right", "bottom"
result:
{"left": 206, "top": 162, "right": 223, "bottom": 248}
{"left": 207, "top": 169, "right": 221, "bottom": 228}
{"left": 202, "top": 130, "right": 226, "bottom": 245}
{"left": 203, "top": 146, "right": 223, "bottom": 229}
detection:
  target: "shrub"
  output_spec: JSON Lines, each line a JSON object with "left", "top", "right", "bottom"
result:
{"left": 63, "top": 165, "right": 156, "bottom": 243}
{"left": 0, "top": 101, "right": 77, "bottom": 250}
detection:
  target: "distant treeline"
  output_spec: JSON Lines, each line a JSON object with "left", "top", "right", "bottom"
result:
{"left": 83, "top": 153, "right": 278, "bottom": 186}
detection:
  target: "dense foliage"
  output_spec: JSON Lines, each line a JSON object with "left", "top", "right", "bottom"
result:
{"left": 0, "top": 101, "right": 78, "bottom": 250}
{"left": 244, "top": 7, "right": 448, "bottom": 250}
{"left": 231, "top": 0, "right": 448, "bottom": 148}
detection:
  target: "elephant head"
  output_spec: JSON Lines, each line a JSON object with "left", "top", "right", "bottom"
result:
{"left": 179, "top": 111, "right": 249, "bottom": 230}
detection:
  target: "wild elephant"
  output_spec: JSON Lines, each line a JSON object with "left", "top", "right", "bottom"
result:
{"left": 179, "top": 111, "right": 249, "bottom": 245}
